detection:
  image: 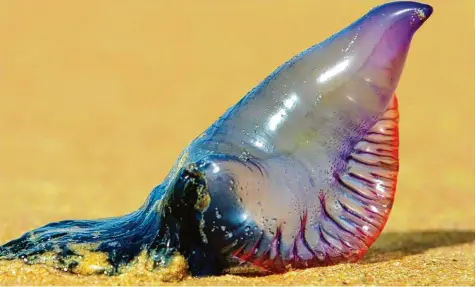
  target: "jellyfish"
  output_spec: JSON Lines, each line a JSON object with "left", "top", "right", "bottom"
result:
{"left": 0, "top": 1, "right": 433, "bottom": 278}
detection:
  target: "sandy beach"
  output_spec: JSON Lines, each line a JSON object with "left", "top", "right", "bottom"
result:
{"left": 0, "top": 0, "right": 474, "bottom": 285}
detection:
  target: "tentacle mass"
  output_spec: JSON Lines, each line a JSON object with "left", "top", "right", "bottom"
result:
{"left": 0, "top": 1, "right": 432, "bottom": 277}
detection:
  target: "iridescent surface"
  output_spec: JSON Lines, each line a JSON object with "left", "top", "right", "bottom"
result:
{"left": 0, "top": 1, "right": 433, "bottom": 276}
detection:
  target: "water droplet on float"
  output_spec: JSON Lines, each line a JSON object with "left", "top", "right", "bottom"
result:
{"left": 215, "top": 208, "right": 221, "bottom": 219}
{"left": 221, "top": 226, "right": 226, "bottom": 231}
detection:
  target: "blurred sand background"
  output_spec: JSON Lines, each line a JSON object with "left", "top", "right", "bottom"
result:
{"left": 0, "top": 0, "right": 474, "bottom": 285}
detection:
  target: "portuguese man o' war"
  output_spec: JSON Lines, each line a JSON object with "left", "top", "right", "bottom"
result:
{"left": 0, "top": 1, "right": 432, "bottom": 278}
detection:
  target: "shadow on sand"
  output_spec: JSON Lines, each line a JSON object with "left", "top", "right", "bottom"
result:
{"left": 360, "top": 229, "right": 474, "bottom": 264}
{"left": 228, "top": 229, "right": 475, "bottom": 277}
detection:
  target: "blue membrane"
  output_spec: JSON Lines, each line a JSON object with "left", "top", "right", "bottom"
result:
{"left": 0, "top": 1, "right": 432, "bottom": 277}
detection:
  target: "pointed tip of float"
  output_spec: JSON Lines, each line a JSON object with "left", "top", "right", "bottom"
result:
{"left": 370, "top": 1, "right": 434, "bottom": 33}
{"left": 418, "top": 3, "right": 433, "bottom": 20}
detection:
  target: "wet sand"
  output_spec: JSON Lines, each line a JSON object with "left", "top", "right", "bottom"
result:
{"left": 0, "top": 0, "right": 474, "bottom": 285}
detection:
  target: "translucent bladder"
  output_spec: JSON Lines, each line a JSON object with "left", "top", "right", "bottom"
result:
{"left": 0, "top": 1, "right": 433, "bottom": 277}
